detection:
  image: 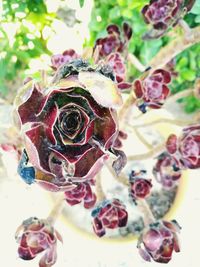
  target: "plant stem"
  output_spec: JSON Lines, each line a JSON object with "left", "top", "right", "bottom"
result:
{"left": 95, "top": 173, "right": 106, "bottom": 201}
{"left": 128, "top": 53, "right": 146, "bottom": 72}
{"left": 133, "top": 127, "right": 153, "bottom": 149}
{"left": 137, "top": 199, "right": 155, "bottom": 226}
{"left": 165, "top": 88, "right": 194, "bottom": 105}
{"left": 118, "top": 94, "right": 136, "bottom": 128}
{"left": 47, "top": 194, "right": 65, "bottom": 225}
{"left": 127, "top": 142, "right": 165, "bottom": 161}
{"left": 149, "top": 25, "right": 200, "bottom": 70}
{"left": 133, "top": 117, "right": 194, "bottom": 129}
{"left": 118, "top": 25, "right": 200, "bottom": 128}
{"left": 178, "top": 19, "right": 192, "bottom": 39}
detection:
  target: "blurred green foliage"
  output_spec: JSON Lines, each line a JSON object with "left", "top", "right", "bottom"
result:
{"left": 87, "top": 0, "right": 200, "bottom": 113}
{"left": 0, "top": 0, "right": 56, "bottom": 98}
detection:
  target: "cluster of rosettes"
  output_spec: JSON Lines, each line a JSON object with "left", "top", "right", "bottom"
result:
{"left": 138, "top": 220, "right": 181, "bottom": 263}
{"left": 94, "top": 23, "right": 133, "bottom": 90}
{"left": 142, "top": 0, "right": 195, "bottom": 39}
{"left": 153, "top": 124, "right": 200, "bottom": 190}
{"left": 15, "top": 217, "right": 62, "bottom": 267}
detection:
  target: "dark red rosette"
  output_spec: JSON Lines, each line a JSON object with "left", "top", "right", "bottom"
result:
{"left": 166, "top": 125, "right": 200, "bottom": 169}
{"left": 91, "top": 199, "right": 128, "bottom": 237}
{"left": 94, "top": 23, "right": 132, "bottom": 58}
{"left": 138, "top": 220, "right": 181, "bottom": 263}
{"left": 64, "top": 181, "right": 96, "bottom": 209}
{"left": 129, "top": 170, "right": 152, "bottom": 199}
{"left": 106, "top": 52, "right": 132, "bottom": 90}
{"left": 15, "top": 217, "right": 62, "bottom": 267}
{"left": 142, "top": 0, "right": 182, "bottom": 30}
{"left": 153, "top": 152, "right": 182, "bottom": 189}
{"left": 51, "top": 49, "right": 78, "bottom": 70}
{"left": 106, "top": 53, "right": 126, "bottom": 83}
{"left": 15, "top": 60, "right": 123, "bottom": 192}
{"left": 141, "top": 0, "right": 193, "bottom": 39}
{"left": 133, "top": 69, "right": 171, "bottom": 112}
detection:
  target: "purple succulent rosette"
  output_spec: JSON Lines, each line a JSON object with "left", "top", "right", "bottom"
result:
{"left": 15, "top": 217, "right": 62, "bottom": 267}
{"left": 138, "top": 220, "right": 181, "bottom": 263}
{"left": 129, "top": 170, "right": 152, "bottom": 199}
{"left": 15, "top": 60, "right": 124, "bottom": 191}
{"left": 106, "top": 52, "right": 132, "bottom": 90}
{"left": 94, "top": 23, "right": 132, "bottom": 58}
{"left": 133, "top": 69, "right": 171, "bottom": 112}
{"left": 64, "top": 181, "right": 96, "bottom": 209}
{"left": 51, "top": 49, "right": 79, "bottom": 70}
{"left": 91, "top": 199, "right": 128, "bottom": 237}
{"left": 141, "top": 0, "right": 195, "bottom": 39}
{"left": 153, "top": 152, "right": 182, "bottom": 189}
{"left": 166, "top": 125, "right": 200, "bottom": 169}
{"left": 94, "top": 23, "right": 132, "bottom": 90}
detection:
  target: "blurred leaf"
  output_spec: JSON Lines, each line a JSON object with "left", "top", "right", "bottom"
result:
{"left": 181, "top": 69, "right": 196, "bottom": 81}
{"left": 190, "top": 0, "right": 200, "bottom": 15}
{"left": 79, "top": 0, "right": 85, "bottom": 8}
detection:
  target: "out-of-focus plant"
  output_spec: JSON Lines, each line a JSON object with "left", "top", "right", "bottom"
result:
{"left": 87, "top": 0, "right": 200, "bottom": 113}
{"left": 0, "top": 0, "right": 56, "bottom": 98}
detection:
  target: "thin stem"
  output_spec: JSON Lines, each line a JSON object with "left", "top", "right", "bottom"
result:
{"left": 178, "top": 19, "right": 192, "bottom": 39}
{"left": 133, "top": 127, "right": 153, "bottom": 149}
{"left": 118, "top": 94, "right": 136, "bottom": 128}
{"left": 128, "top": 53, "right": 146, "bottom": 72}
{"left": 128, "top": 142, "right": 165, "bottom": 161}
{"left": 165, "top": 88, "right": 194, "bottom": 105}
{"left": 137, "top": 199, "right": 155, "bottom": 226}
{"left": 133, "top": 117, "right": 195, "bottom": 129}
{"left": 47, "top": 194, "right": 65, "bottom": 225}
{"left": 40, "top": 70, "right": 47, "bottom": 88}
{"left": 149, "top": 25, "right": 200, "bottom": 70}
{"left": 95, "top": 173, "right": 106, "bottom": 201}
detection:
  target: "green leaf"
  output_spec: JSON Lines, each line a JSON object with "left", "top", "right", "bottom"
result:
{"left": 181, "top": 69, "right": 196, "bottom": 81}
{"left": 195, "top": 15, "right": 200, "bottom": 23}
{"left": 79, "top": 0, "right": 85, "bottom": 7}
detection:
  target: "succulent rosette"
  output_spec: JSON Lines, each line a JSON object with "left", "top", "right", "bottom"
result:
{"left": 141, "top": 0, "right": 195, "bottom": 39}
{"left": 106, "top": 52, "right": 131, "bottom": 90}
{"left": 51, "top": 49, "right": 78, "bottom": 70}
{"left": 15, "top": 217, "right": 62, "bottom": 267}
{"left": 15, "top": 59, "right": 123, "bottom": 191}
{"left": 64, "top": 181, "right": 96, "bottom": 209}
{"left": 138, "top": 220, "right": 181, "bottom": 263}
{"left": 94, "top": 23, "right": 132, "bottom": 90}
{"left": 91, "top": 199, "right": 128, "bottom": 237}
{"left": 94, "top": 23, "right": 132, "bottom": 58}
{"left": 142, "top": 0, "right": 182, "bottom": 30}
{"left": 133, "top": 69, "right": 171, "bottom": 112}
{"left": 129, "top": 171, "right": 152, "bottom": 199}
{"left": 166, "top": 125, "right": 200, "bottom": 169}
{"left": 153, "top": 152, "right": 182, "bottom": 189}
